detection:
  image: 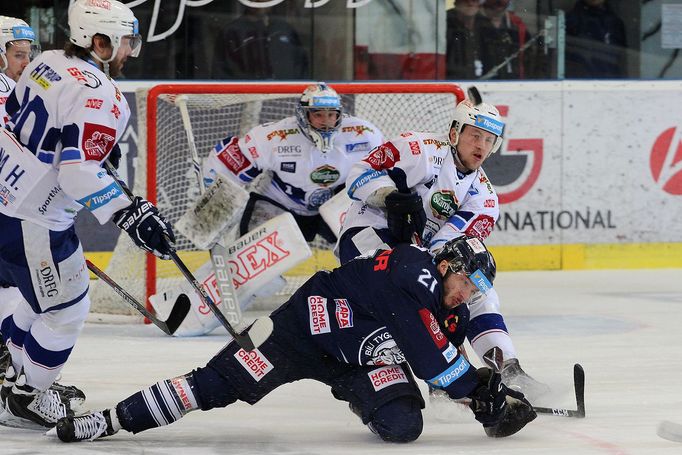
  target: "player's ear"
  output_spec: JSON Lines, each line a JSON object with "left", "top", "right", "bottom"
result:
{"left": 448, "top": 127, "right": 458, "bottom": 146}
{"left": 437, "top": 259, "right": 449, "bottom": 277}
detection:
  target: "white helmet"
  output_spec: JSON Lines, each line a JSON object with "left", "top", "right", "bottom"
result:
{"left": 0, "top": 16, "right": 39, "bottom": 72}
{"left": 450, "top": 100, "right": 505, "bottom": 155}
{"left": 68, "top": 0, "right": 141, "bottom": 63}
{"left": 295, "top": 83, "right": 343, "bottom": 153}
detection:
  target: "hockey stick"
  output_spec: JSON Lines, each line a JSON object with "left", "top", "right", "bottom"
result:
{"left": 657, "top": 420, "right": 682, "bottom": 442}
{"left": 467, "top": 86, "right": 483, "bottom": 105}
{"left": 103, "top": 161, "right": 265, "bottom": 351}
{"left": 533, "top": 364, "right": 586, "bottom": 418}
{"left": 482, "top": 348, "right": 586, "bottom": 418}
{"left": 175, "top": 94, "right": 243, "bottom": 326}
{"left": 86, "top": 259, "right": 190, "bottom": 336}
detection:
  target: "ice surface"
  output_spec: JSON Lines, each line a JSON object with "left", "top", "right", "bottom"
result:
{"left": 2, "top": 268, "right": 682, "bottom": 454}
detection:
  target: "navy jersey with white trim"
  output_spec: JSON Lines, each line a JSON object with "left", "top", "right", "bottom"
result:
{"left": 295, "top": 243, "right": 479, "bottom": 399}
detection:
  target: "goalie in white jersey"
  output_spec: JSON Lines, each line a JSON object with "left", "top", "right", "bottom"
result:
{"left": 0, "top": 0, "right": 175, "bottom": 429}
{"left": 338, "top": 100, "right": 548, "bottom": 399}
{"left": 203, "top": 83, "right": 385, "bottom": 244}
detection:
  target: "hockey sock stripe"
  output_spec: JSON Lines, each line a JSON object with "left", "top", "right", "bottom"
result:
{"left": 149, "top": 382, "right": 179, "bottom": 424}
{"left": 141, "top": 384, "right": 173, "bottom": 427}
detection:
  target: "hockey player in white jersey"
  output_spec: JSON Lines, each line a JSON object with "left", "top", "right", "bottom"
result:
{"left": 203, "top": 83, "right": 384, "bottom": 243}
{"left": 0, "top": 15, "right": 38, "bottom": 384}
{"left": 0, "top": 0, "right": 175, "bottom": 429}
{"left": 337, "top": 100, "right": 548, "bottom": 399}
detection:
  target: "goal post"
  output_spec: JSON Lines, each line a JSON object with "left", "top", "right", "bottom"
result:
{"left": 88, "top": 82, "right": 464, "bottom": 317}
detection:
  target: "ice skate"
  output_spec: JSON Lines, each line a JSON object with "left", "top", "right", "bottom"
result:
{"left": 0, "top": 373, "right": 73, "bottom": 429}
{"left": 501, "top": 358, "right": 550, "bottom": 401}
{"left": 50, "top": 409, "right": 119, "bottom": 442}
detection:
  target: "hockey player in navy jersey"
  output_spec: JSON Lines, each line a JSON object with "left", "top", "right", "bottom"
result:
{"left": 51, "top": 237, "right": 536, "bottom": 443}
{"left": 337, "top": 99, "right": 548, "bottom": 399}
{"left": 0, "top": 0, "right": 175, "bottom": 429}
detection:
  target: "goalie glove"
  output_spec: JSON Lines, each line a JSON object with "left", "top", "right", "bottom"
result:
{"left": 468, "top": 367, "right": 536, "bottom": 438}
{"left": 113, "top": 196, "right": 176, "bottom": 260}
{"left": 384, "top": 191, "right": 426, "bottom": 243}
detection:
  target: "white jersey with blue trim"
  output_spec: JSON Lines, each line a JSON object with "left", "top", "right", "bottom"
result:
{"left": 340, "top": 131, "right": 499, "bottom": 248}
{"left": 0, "top": 73, "right": 15, "bottom": 127}
{"left": 202, "top": 115, "right": 384, "bottom": 216}
{"left": 1, "top": 50, "right": 132, "bottom": 230}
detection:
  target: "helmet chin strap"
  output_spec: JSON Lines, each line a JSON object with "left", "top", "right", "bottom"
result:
{"left": 89, "top": 48, "right": 116, "bottom": 77}
{"left": 451, "top": 146, "right": 474, "bottom": 174}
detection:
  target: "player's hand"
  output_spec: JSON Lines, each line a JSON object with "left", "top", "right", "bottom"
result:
{"left": 384, "top": 191, "right": 426, "bottom": 243}
{"left": 113, "top": 196, "right": 176, "bottom": 259}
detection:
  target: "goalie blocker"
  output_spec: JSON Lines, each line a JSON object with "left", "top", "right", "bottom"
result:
{"left": 150, "top": 212, "right": 312, "bottom": 336}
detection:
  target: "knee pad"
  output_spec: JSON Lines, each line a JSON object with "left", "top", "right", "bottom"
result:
{"left": 370, "top": 396, "right": 423, "bottom": 443}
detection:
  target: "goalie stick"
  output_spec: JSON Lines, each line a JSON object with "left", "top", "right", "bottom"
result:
{"left": 175, "top": 94, "right": 243, "bottom": 326}
{"left": 482, "top": 348, "right": 586, "bottom": 419}
{"left": 102, "top": 161, "right": 269, "bottom": 351}
{"left": 86, "top": 259, "right": 190, "bottom": 336}
{"left": 657, "top": 420, "right": 682, "bottom": 443}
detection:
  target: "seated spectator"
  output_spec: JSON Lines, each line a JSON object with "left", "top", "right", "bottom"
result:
{"left": 446, "top": 0, "right": 490, "bottom": 79}
{"left": 479, "top": 0, "right": 536, "bottom": 79}
{"left": 565, "top": 0, "right": 627, "bottom": 78}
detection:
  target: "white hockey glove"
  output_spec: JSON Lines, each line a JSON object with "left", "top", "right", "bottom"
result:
{"left": 113, "top": 196, "right": 176, "bottom": 260}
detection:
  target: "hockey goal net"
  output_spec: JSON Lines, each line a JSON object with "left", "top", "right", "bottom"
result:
{"left": 89, "top": 82, "right": 464, "bottom": 316}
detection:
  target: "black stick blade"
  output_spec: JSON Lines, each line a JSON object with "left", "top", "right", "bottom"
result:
{"left": 163, "top": 293, "right": 192, "bottom": 335}
{"left": 467, "top": 86, "right": 483, "bottom": 105}
{"left": 574, "top": 363, "right": 586, "bottom": 418}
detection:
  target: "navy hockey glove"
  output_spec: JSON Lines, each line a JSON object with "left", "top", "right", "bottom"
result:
{"left": 384, "top": 191, "right": 426, "bottom": 243}
{"left": 106, "top": 144, "right": 122, "bottom": 170}
{"left": 468, "top": 367, "right": 536, "bottom": 438}
{"left": 113, "top": 197, "right": 176, "bottom": 260}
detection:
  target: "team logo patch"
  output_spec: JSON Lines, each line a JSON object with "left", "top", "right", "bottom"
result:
{"left": 368, "top": 365, "right": 408, "bottom": 391}
{"left": 234, "top": 348, "right": 273, "bottom": 382}
{"left": 342, "top": 125, "right": 374, "bottom": 135}
{"left": 335, "top": 299, "right": 353, "bottom": 329}
{"left": 309, "top": 165, "right": 340, "bottom": 186}
{"left": 280, "top": 162, "right": 296, "bottom": 173}
{"left": 408, "top": 141, "right": 421, "bottom": 155}
{"left": 418, "top": 309, "right": 447, "bottom": 349}
{"left": 267, "top": 128, "right": 299, "bottom": 141}
{"left": 430, "top": 190, "right": 458, "bottom": 219}
{"left": 217, "top": 137, "right": 249, "bottom": 174}
{"left": 442, "top": 343, "right": 458, "bottom": 362}
{"left": 345, "top": 142, "right": 370, "bottom": 153}
{"left": 428, "top": 357, "right": 470, "bottom": 388}
{"left": 308, "top": 296, "right": 330, "bottom": 335}
{"left": 82, "top": 122, "right": 116, "bottom": 160}
{"left": 362, "top": 143, "right": 400, "bottom": 170}
{"left": 465, "top": 215, "right": 494, "bottom": 241}
{"left": 358, "top": 327, "right": 405, "bottom": 366}
{"left": 30, "top": 62, "right": 62, "bottom": 89}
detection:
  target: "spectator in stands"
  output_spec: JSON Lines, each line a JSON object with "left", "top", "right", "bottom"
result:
{"left": 565, "top": 0, "right": 627, "bottom": 78}
{"left": 446, "top": 0, "right": 488, "bottom": 79}
{"left": 479, "top": 0, "right": 538, "bottom": 79}
{"left": 211, "top": 6, "right": 308, "bottom": 80}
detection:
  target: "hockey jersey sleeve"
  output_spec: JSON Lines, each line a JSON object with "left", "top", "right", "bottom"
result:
{"left": 202, "top": 134, "right": 262, "bottom": 187}
{"left": 429, "top": 169, "right": 500, "bottom": 251}
{"left": 369, "top": 246, "right": 480, "bottom": 399}
{"left": 57, "top": 84, "right": 132, "bottom": 224}
{"left": 346, "top": 134, "right": 433, "bottom": 203}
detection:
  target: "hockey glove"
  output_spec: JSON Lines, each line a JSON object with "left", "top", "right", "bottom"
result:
{"left": 106, "top": 144, "right": 122, "bottom": 170}
{"left": 468, "top": 367, "right": 536, "bottom": 438}
{"left": 113, "top": 197, "right": 176, "bottom": 260}
{"left": 384, "top": 191, "right": 426, "bottom": 243}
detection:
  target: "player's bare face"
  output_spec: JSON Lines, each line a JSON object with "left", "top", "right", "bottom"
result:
{"left": 308, "top": 109, "right": 339, "bottom": 131}
{"left": 452, "top": 125, "right": 496, "bottom": 172}
{"left": 4, "top": 41, "right": 31, "bottom": 82}
{"left": 438, "top": 260, "right": 478, "bottom": 309}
